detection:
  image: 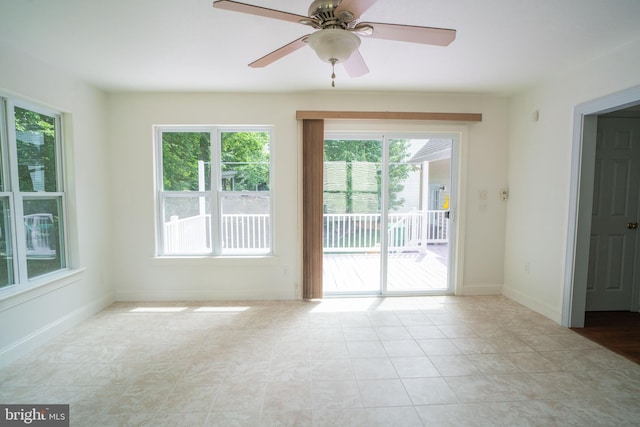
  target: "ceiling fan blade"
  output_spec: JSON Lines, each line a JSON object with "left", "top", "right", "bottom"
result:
{"left": 343, "top": 49, "right": 369, "bottom": 77}
{"left": 249, "top": 35, "right": 309, "bottom": 68}
{"left": 212, "top": 0, "right": 307, "bottom": 24}
{"left": 362, "top": 22, "right": 456, "bottom": 46}
{"left": 335, "top": 0, "right": 378, "bottom": 20}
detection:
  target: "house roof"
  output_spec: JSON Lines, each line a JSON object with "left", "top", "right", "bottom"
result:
{"left": 0, "top": 0, "right": 639, "bottom": 94}
{"left": 408, "top": 139, "right": 451, "bottom": 164}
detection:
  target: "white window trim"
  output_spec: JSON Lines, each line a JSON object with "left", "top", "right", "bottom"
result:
{"left": 0, "top": 95, "right": 72, "bottom": 298}
{"left": 154, "top": 125, "right": 274, "bottom": 257}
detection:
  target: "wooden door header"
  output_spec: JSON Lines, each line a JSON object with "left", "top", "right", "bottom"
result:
{"left": 296, "top": 111, "right": 482, "bottom": 122}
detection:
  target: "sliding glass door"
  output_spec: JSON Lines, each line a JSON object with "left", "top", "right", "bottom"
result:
{"left": 323, "top": 134, "right": 454, "bottom": 295}
{"left": 385, "top": 138, "right": 450, "bottom": 293}
{"left": 323, "top": 137, "right": 383, "bottom": 293}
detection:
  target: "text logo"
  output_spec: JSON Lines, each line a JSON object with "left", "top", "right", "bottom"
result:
{"left": 1, "top": 405, "right": 69, "bottom": 426}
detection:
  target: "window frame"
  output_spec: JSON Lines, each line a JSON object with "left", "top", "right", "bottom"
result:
{"left": 0, "top": 95, "right": 70, "bottom": 296}
{"left": 155, "top": 125, "right": 274, "bottom": 257}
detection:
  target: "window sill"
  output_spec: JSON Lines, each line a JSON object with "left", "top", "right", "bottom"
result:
{"left": 0, "top": 268, "right": 86, "bottom": 312}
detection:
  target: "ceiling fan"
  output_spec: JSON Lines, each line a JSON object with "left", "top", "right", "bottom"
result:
{"left": 212, "top": 0, "right": 456, "bottom": 86}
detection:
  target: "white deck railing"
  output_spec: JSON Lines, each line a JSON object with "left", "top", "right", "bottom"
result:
{"left": 324, "top": 210, "right": 448, "bottom": 253}
{"left": 164, "top": 210, "right": 447, "bottom": 254}
{"left": 24, "top": 213, "right": 57, "bottom": 259}
{"left": 164, "top": 214, "right": 211, "bottom": 254}
{"left": 164, "top": 213, "right": 271, "bottom": 254}
{"left": 221, "top": 213, "right": 270, "bottom": 250}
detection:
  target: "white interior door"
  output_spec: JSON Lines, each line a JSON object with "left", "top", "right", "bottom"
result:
{"left": 586, "top": 117, "right": 640, "bottom": 311}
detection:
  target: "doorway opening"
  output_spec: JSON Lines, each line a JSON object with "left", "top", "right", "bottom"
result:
{"left": 585, "top": 115, "right": 640, "bottom": 311}
{"left": 322, "top": 133, "right": 457, "bottom": 296}
{"left": 564, "top": 86, "right": 640, "bottom": 327}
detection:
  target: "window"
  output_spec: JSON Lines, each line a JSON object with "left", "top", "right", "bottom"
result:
{"left": 156, "top": 127, "right": 272, "bottom": 256}
{"left": 0, "top": 98, "right": 67, "bottom": 291}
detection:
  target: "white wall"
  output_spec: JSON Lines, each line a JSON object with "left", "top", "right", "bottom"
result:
{"left": 504, "top": 37, "right": 640, "bottom": 323}
{"left": 107, "top": 92, "right": 509, "bottom": 300}
{"left": 0, "top": 42, "right": 113, "bottom": 366}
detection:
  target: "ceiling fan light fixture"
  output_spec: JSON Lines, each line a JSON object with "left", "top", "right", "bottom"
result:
{"left": 213, "top": 0, "right": 457, "bottom": 86}
{"left": 306, "top": 28, "right": 360, "bottom": 64}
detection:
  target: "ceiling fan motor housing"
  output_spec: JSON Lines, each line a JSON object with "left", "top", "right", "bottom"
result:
{"left": 308, "top": 0, "right": 353, "bottom": 29}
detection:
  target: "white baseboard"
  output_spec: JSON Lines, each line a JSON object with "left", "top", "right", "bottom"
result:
{"left": 502, "top": 285, "right": 562, "bottom": 324}
{"left": 461, "top": 283, "right": 502, "bottom": 295}
{"left": 0, "top": 292, "right": 114, "bottom": 368}
{"left": 115, "top": 289, "right": 296, "bottom": 301}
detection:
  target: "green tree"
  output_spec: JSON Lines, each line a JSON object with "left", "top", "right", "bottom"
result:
{"left": 324, "top": 139, "right": 411, "bottom": 213}
{"left": 162, "top": 132, "right": 210, "bottom": 191}
{"left": 221, "top": 132, "right": 270, "bottom": 191}
{"left": 161, "top": 131, "right": 270, "bottom": 192}
{"left": 14, "top": 107, "right": 57, "bottom": 192}
{"left": 388, "top": 139, "right": 415, "bottom": 211}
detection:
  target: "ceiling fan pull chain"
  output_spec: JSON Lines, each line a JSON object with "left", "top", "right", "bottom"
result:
{"left": 331, "top": 58, "right": 337, "bottom": 87}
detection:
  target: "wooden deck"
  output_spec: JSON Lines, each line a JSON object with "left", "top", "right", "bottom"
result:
{"left": 323, "top": 244, "right": 449, "bottom": 294}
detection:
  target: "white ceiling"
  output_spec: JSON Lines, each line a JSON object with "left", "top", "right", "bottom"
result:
{"left": 1, "top": 0, "right": 639, "bottom": 94}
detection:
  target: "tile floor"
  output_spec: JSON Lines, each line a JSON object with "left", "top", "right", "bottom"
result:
{"left": 1, "top": 295, "right": 639, "bottom": 426}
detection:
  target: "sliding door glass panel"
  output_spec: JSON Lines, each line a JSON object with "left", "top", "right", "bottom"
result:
{"left": 323, "top": 138, "right": 382, "bottom": 294}
{"left": 385, "top": 138, "right": 450, "bottom": 292}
